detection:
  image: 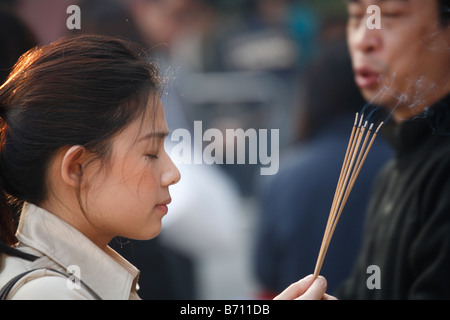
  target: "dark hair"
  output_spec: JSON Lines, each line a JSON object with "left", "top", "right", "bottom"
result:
{"left": 0, "top": 34, "right": 160, "bottom": 245}
{"left": 438, "top": 0, "right": 450, "bottom": 25}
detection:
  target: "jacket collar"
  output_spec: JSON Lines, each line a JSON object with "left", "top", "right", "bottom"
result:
{"left": 15, "top": 202, "right": 140, "bottom": 300}
{"left": 383, "top": 94, "right": 450, "bottom": 158}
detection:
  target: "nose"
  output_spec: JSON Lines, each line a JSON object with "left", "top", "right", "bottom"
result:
{"left": 349, "top": 18, "right": 382, "bottom": 55}
{"left": 161, "top": 151, "right": 181, "bottom": 187}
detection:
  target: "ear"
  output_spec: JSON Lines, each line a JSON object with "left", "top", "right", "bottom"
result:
{"left": 60, "top": 145, "right": 86, "bottom": 188}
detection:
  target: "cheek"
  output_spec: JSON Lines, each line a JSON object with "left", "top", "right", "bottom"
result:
{"left": 130, "top": 166, "right": 160, "bottom": 204}
{"left": 103, "top": 161, "right": 159, "bottom": 210}
{"left": 85, "top": 160, "right": 162, "bottom": 237}
{"left": 383, "top": 13, "right": 439, "bottom": 72}
{"left": 116, "top": 167, "right": 163, "bottom": 239}
{"left": 390, "top": 38, "right": 445, "bottom": 98}
{"left": 376, "top": 37, "right": 414, "bottom": 97}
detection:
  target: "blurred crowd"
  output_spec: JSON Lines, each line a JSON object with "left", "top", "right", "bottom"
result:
{"left": 0, "top": 0, "right": 392, "bottom": 299}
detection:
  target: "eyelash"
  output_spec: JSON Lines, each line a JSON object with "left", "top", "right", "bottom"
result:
{"left": 382, "top": 12, "right": 403, "bottom": 18}
{"left": 145, "top": 154, "right": 159, "bottom": 160}
{"left": 349, "top": 14, "right": 363, "bottom": 21}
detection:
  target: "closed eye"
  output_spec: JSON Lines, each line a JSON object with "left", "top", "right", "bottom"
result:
{"left": 146, "top": 154, "right": 159, "bottom": 160}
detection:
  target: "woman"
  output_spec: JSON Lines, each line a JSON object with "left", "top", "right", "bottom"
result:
{"left": 0, "top": 34, "right": 331, "bottom": 300}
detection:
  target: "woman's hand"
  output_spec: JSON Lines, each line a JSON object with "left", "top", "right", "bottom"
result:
{"left": 274, "top": 275, "right": 337, "bottom": 300}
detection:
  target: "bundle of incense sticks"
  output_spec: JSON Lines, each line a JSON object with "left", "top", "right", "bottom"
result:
{"left": 313, "top": 113, "right": 383, "bottom": 279}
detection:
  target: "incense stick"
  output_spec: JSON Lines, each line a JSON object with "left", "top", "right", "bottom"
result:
{"left": 312, "top": 114, "right": 359, "bottom": 278}
{"left": 313, "top": 114, "right": 384, "bottom": 279}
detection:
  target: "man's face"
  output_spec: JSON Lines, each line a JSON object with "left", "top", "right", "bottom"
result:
{"left": 347, "top": 0, "right": 450, "bottom": 121}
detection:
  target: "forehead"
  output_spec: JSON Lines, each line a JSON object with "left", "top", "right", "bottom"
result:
{"left": 140, "top": 97, "right": 168, "bottom": 133}
{"left": 117, "top": 96, "right": 168, "bottom": 140}
{"left": 347, "top": 0, "right": 440, "bottom": 22}
{"left": 347, "top": 0, "right": 426, "bottom": 6}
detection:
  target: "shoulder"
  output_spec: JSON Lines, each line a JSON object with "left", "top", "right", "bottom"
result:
{"left": 419, "top": 137, "right": 450, "bottom": 192}
{"left": 6, "top": 269, "right": 94, "bottom": 300}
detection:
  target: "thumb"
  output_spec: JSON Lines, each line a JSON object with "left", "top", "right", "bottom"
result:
{"left": 296, "top": 276, "right": 327, "bottom": 300}
{"left": 273, "top": 275, "right": 315, "bottom": 300}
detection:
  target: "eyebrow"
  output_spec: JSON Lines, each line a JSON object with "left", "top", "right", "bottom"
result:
{"left": 137, "top": 131, "right": 170, "bottom": 142}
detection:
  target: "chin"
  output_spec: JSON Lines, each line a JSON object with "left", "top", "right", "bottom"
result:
{"left": 362, "top": 88, "right": 390, "bottom": 107}
{"left": 146, "top": 229, "right": 162, "bottom": 240}
{"left": 125, "top": 223, "right": 162, "bottom": 241}
{"left": 140, "top": 225, "right": 163, "bottom": 240}
{"left": 128, "top": 233, "right": 161, "bottom": 241}
{"left": 362, "top": 89, "right": 380, "bottom": 103}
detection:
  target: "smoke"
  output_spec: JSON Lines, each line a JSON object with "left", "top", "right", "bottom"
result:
{"left": 358, "top": 69, "right": 448, "bottom": 132}
{"left": 356, "top": 16, "right": 449, "bottom": 127}
{"left": 358, "top": 72, "right": 399, "bottom": 124}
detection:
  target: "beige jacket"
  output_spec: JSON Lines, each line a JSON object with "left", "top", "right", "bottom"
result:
{"left": 0, "top": 203, "right": 140, "bottom": 300}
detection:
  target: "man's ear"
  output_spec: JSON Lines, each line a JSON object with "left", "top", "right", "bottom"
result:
{"left": 60, "top": 145, "right": 86, "bottom": 188}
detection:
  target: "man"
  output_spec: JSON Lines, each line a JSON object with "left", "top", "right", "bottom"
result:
{"left": 253, "top": 39, "right": 393, "bottom": 297}
{"left": 338, "top": 0, "right": 450, "bottom": 299}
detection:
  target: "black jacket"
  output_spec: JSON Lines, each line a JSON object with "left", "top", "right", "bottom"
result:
{"left": 338, "top": 95, "right": 450, "bottom": 299}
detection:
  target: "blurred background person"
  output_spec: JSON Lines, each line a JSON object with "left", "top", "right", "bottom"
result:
{"left": 0, "top": 2, "right": 36, "bottom": 84}
{"left": 253, "top": 37, "right": 393, "bottom": 298}
{"left": 196, "top": 0, "right": 318, "bottom": 195}
{"left": 11, "top": 0, "right": 79, "bottom": 45}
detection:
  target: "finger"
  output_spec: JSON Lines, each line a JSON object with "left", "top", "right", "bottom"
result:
{"left": 295, "top": 276, "right": 327, "bottom": 300}
{"left": 322, "top": 293, "right": 338, "bottom": 300}
{"left": 273, "top": 274, "right": 315, "bottom": 300}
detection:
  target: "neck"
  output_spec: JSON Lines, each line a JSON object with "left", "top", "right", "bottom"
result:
{"left": 391, "top": 88, "right": 450, "bottom": 123}
{"left": 39, "top": 197, "right": 112, "bottom": 250}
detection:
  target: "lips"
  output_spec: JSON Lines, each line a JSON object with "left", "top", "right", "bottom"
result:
{"left": 354, "top": 67, "right": 381, "bottom": 89}
{"left": 155, "top": 197, "right": 171, "bottom": 215}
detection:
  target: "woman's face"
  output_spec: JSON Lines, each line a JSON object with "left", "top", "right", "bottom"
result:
{"left": 80, "top": 97, "right": 180, "bottom": 244}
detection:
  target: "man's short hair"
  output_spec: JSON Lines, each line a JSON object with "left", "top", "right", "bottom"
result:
{"left": 439, "top": 0, "right": 450, "bottom": 25}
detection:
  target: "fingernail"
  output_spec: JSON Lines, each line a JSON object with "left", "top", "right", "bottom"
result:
{"left": 315, "top": 276, "right": 327, "bottom": 289}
